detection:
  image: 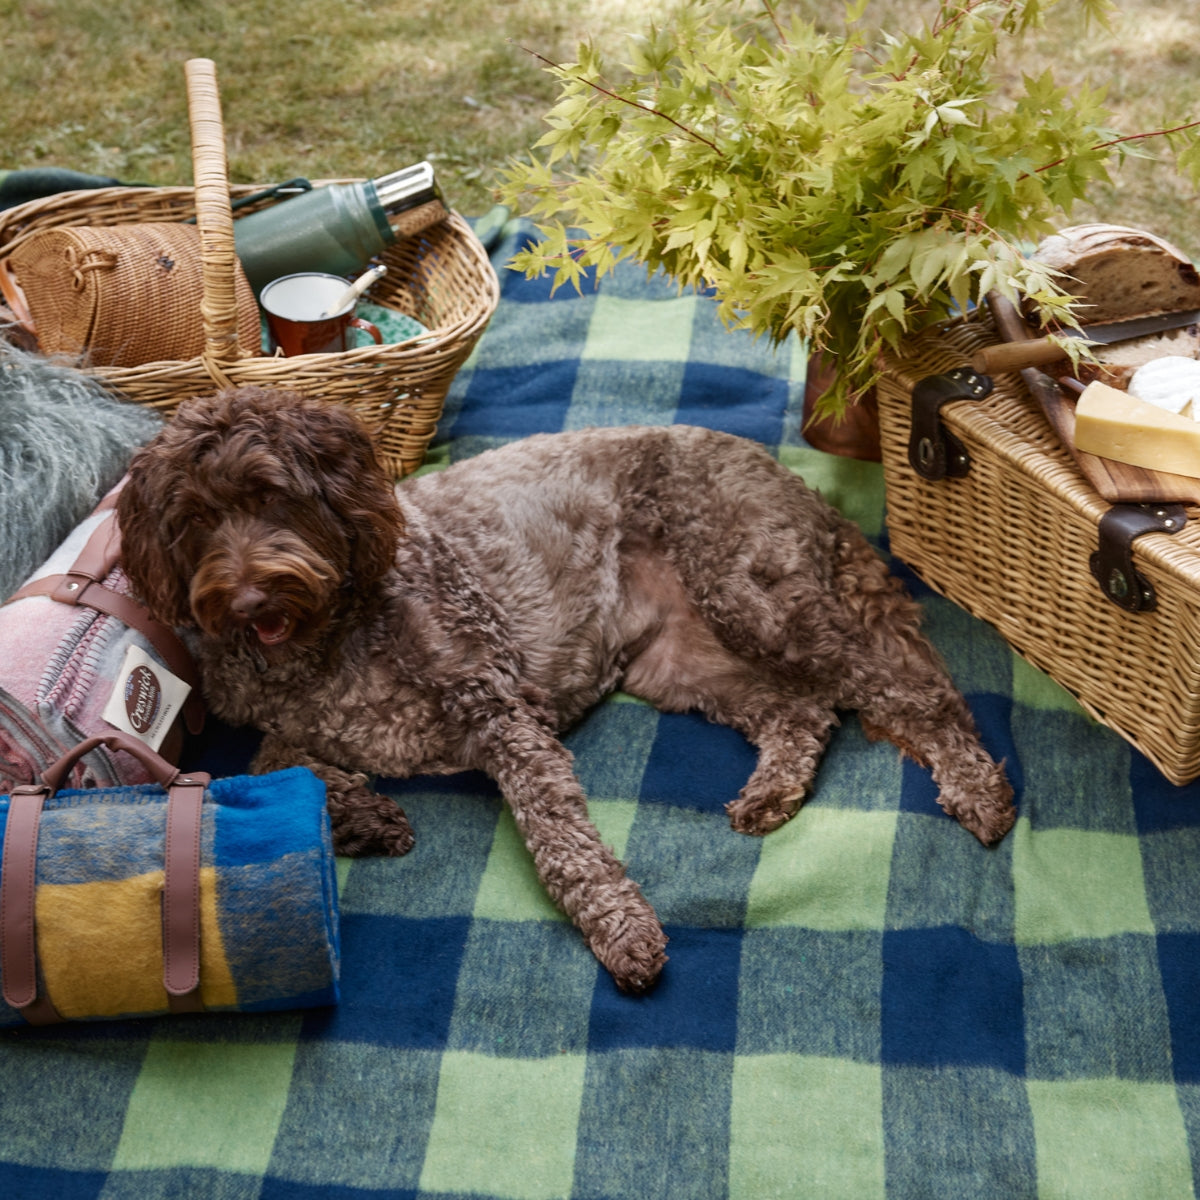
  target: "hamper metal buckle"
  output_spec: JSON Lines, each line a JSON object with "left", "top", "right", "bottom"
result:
{"left": 908, "top": 368, "right": 993, "bottom": 481}
{"left": 1089, "top": 503, "right": 1188, "bottom": 613}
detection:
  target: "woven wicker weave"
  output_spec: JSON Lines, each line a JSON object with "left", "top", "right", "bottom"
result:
{"left": 9, "top": 222, "right": 260, "bottom": 368}
{"left": 0, "top": 60, "right": 499, "bottom": 478}
{"left": 877, "top": 308, "right": 1200, "bottom": 784}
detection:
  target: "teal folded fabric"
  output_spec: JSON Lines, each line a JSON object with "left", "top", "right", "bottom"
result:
{"left": 0, "top": 765, "right": 339, "bottom": 1024}
{"left": 0, "top": 167, "right": 127, "bottom": 210}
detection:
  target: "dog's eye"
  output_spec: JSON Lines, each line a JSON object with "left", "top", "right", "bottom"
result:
{"left": 189, "top": 510, "right": 214, "bottom": 528}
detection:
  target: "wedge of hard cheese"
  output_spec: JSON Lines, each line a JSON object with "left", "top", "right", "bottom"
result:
{"left": 1074, "top": 381, "right": 1200, "bottom": 479}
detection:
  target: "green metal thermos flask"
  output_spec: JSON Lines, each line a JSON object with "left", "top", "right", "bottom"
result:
{"left": 232, "top": 161, "right": 447, "bottom": 295}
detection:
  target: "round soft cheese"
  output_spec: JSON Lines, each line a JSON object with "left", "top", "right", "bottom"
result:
{"left": 1128, "top": 355, "right": 1200, "bottom": 418}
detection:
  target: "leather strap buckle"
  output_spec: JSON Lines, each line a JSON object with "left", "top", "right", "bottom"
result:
{"left": 1089, "top": 503, "right": 1188, "bottom": 613}
{"left": 908, "top": 367, "right": 994, "bottom": 482}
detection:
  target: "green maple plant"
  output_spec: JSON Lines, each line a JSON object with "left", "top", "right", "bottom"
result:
{"left": 499, "top": 0, "right": 1200, "bottom": 415}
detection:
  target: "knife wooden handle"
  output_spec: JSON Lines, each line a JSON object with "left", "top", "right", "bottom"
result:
{"left": 971, "top": 337, "right": 1070, "bottom": 375}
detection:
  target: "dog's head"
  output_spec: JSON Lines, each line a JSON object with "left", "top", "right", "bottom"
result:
{"left": 117, "top": 386, "right": 405, "bottom": 650}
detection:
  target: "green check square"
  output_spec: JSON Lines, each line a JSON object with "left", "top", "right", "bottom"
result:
{"left": 730, "top": 1054, "right": 885, "bottom": 1198}
{"left": 1012, "top": 820, "right": 1155, "bottom": 944}
{"left": 420, "top": 1050, "right": 587, "bottom": 1199}
{"left": 746, "top": 808, "right": 897, "bottom": 930}
{"left": 473, "top": 799, "right": 639, "bottom": 922}
{"left": 1012, "top": 651, "right": 1089, "bottom": 716}
{"left": 113, "top": 1038, "right": 297, "bottom": 1173}
{"left": 779, "top": 446, "right": 886, "bottom": 538}
{"left": 581, "top": 293, "right": 697, "bottom": 362}
{"left": 1027, "top": 1078, "right": 1192, "bottom": 1199}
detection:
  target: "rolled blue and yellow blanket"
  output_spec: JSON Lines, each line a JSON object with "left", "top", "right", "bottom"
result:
{"left": 0, "top": 765, "right": 339, "bottom": 1025}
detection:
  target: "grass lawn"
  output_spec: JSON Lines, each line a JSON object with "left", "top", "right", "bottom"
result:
{"left": 0, "top": 1, "right": 1197, "bottom": 250}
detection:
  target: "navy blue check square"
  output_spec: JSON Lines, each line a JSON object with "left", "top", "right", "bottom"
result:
{"left": 449, "top": 360, "right": 581, "bottom": 438}
{"left": 305, "top": 914, "right": 470, "bottom": 1048}
{"left": 588, "top": 926, "right": 743, "bottom": 1052}
{"left": 881, "top": 926, "right": 1025, "bottom": 1073}
{"left": 640, "top": 712, "right": 758, "bottom": 814}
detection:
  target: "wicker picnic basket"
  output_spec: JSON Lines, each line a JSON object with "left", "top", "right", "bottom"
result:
{"left": 876, "top": 307, "right": 1200, "bottom": 784}
{"left": 0, "top": 59, "right": 499, "bottom": 478}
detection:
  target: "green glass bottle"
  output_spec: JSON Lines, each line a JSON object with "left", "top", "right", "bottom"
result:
{"left": 232, "top": 162, "right": 445, "bottom": 295}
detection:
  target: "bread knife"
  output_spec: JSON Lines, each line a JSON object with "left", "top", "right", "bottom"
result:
{"left": 971, "top": 307, "right": 1200, "bottom": 374}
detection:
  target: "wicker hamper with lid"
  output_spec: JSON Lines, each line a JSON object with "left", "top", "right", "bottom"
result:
{"left": 876, "top": 307, "right": 1200, "bottom": 784}
{"left": 0, "top": 59, "right": 499, "bottom": 479}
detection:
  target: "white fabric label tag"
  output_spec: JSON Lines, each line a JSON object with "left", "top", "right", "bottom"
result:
{"left": 102, "top": 644, "right": 192, "bottom": 752}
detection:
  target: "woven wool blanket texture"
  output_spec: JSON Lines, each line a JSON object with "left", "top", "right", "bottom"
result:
{"left": 2, "top": 219, "right": 1200, "bottom": 1198}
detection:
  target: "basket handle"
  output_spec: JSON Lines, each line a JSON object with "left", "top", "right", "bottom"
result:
{"left": 185, "top": 58, "right": 241, "bottom": 369}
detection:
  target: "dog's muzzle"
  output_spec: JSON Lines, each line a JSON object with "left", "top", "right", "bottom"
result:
{"left": 187, "top": 521, "right": 342, "bottom": 647}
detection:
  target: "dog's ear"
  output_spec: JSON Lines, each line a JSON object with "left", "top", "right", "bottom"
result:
{"left": 288, "top": 403, "right": 405, "bottom": 588}
{"left": 115, "top": 458, "right": 195, "bottom": 626}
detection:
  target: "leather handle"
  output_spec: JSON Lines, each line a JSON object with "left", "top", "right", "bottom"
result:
{"left": 39, "top": 731, "right": 184, "bottom": 795}
{"left": 5, "top": 510, "right": 206, "bottom": 737}
{"left": 40, "top": 733, "right": 212, "bottom": 1007}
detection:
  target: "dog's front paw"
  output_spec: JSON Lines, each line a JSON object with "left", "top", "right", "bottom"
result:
{"left": 585, "top": 894, "right": 669, "bottom": 994}
{"left": 328, "top": 787, "right": 415, "bottom": 857}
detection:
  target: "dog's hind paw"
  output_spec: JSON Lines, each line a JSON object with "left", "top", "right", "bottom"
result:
{"left": 727, "top": 795, "right": 794, "bottom": 836}
{"left": 602, "top": 930, "right": 669, "bottom": 995}
{"left": 939, "top": 759, "right": 1016, "bottom": 847}
{"left": 726, "top": 780, "right": 807, "bottom": 837}
{"left": 955, "top": 790, "right": 1017, "bottom": 846}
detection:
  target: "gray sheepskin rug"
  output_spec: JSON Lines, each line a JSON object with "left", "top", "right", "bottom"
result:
{"left": 0, "top": 343, "right": 162, "bottom": 600}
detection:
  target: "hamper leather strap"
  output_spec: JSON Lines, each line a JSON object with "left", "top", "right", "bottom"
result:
{"left": 6, "top": 514, "right": 205, "bottom": 735}
{"left": 1, "top": 732, "right": 212, "bottom": 1023}
{"left": 0, "top": 787, "right": 64, "bottom": 1024}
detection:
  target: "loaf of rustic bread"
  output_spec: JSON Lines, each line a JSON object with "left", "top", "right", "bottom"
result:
{"left": 1032, "top": 223, "right": 1200, "bottom": 323}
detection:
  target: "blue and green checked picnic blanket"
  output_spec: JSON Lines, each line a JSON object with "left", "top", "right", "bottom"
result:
{"left": 4, "top": 216, "right": 1200, "bottom": 1198}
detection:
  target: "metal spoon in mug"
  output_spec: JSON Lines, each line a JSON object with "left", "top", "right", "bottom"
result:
{"left": 319, "top": 264, "right": 387, "bottom": 318}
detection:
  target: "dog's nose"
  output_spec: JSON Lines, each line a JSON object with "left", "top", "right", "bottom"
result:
{"left": 230, "top": 586, "right": 269, "bottom": 621}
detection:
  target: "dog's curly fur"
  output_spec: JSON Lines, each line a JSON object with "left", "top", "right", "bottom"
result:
{"left": 117, "top": 386, "right": 1015, "bottom": 992}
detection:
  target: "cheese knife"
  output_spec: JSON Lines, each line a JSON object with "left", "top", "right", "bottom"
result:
{"left": 971, "top": 307, "right": 1200, "bottom": 375}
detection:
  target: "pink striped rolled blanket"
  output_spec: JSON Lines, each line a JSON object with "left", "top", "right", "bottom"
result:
{"left": 0, "top": 486, "right": 202, "bottom": 792}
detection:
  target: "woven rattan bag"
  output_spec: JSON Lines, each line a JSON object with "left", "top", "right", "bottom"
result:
{"left": 8, "top": 222, "right": 260, "bottom": 368}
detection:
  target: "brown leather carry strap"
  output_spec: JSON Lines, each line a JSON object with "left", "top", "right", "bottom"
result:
{"left": 12, "top": 573, "right": 204, "bottom": 694}
{"left": 162, "top": 773, "right": 207, "bottom": 1013}
{"left": 6, "top": 514, "right": 205, "bottom": 736}
{"left": 0, "top": 787, "right": 64, "bottom": 1024}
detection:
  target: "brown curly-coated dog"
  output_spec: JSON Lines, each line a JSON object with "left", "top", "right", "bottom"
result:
{"left": 116, "top": 386, "right": 1014, "bottom": 992}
